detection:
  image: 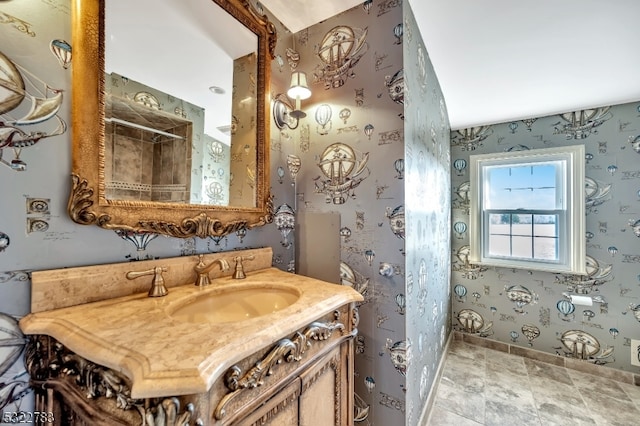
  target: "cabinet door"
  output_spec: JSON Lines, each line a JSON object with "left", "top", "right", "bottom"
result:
{"left": 236, "top": 378, "right": 301, "bottom": 426}
{"left": 298, "top": 346, "right": 345, "bottom": 426}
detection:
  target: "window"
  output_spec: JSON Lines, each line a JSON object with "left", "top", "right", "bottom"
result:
{"left": 469, "top": 145, "right": 586, "bottom": 274}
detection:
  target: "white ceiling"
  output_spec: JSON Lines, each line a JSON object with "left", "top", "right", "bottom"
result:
{"left": 260, "top": 0, "right": 363, "bottom": 34}
{"left": 106, "top": 0, "right": 256, "bottom": 144}
{"left": 263, "top": 0, "right": 640, "bottom": 130}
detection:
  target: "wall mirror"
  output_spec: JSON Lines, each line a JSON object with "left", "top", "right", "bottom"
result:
{"left": 68, "top": 0, "right": 276, "bottom": 238}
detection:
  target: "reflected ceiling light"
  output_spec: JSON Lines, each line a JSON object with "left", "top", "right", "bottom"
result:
{"left": 286, "top": 71, "right": 311, "bottom": 119}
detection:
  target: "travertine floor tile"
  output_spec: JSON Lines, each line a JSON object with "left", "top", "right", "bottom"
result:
{"left": 425, "top": 342, "right": 640, "bottom": 426}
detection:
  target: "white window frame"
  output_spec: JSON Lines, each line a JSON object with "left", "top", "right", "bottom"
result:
{"left": 469, "top": 145, "right": 586, "bottom": 274}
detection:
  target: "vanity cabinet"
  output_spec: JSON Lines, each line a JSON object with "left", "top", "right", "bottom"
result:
{"left": 25, "top": 305, "right": 358, "bottom": 426}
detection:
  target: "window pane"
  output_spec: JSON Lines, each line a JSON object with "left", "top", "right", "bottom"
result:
{"left": 512, "top": 214, "right": 532, "bottom": 236}
{"left": 534, "top": 215, "right": 557, "bottom": 237}
{"left": 486, "top": 162, "right": 560, "bottom": 210}
{"left": 488, "top": 235, "right": 511, "bottom": 257}
{"left": 534, "top": 237, "right": 558, "bottom": 260}
{"left": 512, "top": 236, "right": 532, "bottom": 258}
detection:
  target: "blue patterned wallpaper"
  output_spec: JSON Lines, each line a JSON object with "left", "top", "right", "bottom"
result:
{"left": 0, "top": 0, "right": 294, "bottom": 414}
{"left": 403, "top": 5, "right": 452, "bottom": 425}
{"left": 451, "top": 102, "right": 640, "bottom": 372}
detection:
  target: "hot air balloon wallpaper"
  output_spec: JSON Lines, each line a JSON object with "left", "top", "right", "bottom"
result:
{"left": 274, "top": 204, "right": 296, "bottom": 248}
{"left": 314, "top": 143, "right": 370, "bottom": 204}
{"left": 49, "top": 39, "right": 72, "bottom": 69}
{"left": 0, "top": 51, "right": 66, "bottom": 171}
{"left": 315, "top": 104, "right": 332, "bottom": 135}
{"left": 364, "top": 123, "right": 374, "bottom": 140}
{"left": 313, "top": 25, "right": 369, "bottom": 89}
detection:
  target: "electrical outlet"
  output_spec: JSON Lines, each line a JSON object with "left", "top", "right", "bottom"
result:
{"left": 632, "top": 339, "right": 640, "bottom": 367}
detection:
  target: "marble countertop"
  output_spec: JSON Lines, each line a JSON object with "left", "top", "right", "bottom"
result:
{"left": 20, "top": 267, "right": 363, "bottom": 398}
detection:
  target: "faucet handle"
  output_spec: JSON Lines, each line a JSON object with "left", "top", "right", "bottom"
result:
{"left": 126, "top": 266, "right": 168, "bottom": 297}
{"left": 232, "top": 255, "right": 255, "bottom": 279}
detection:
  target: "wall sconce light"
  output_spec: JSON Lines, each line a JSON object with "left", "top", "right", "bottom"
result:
{"left": 287, "top": 71, "right": 311, "bottom": 119}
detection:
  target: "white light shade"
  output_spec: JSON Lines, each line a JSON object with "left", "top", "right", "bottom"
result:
{"left": 287, "top": 71, "right": 311, "bottom": 100}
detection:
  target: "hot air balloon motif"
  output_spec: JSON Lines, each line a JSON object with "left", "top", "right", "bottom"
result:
{"left": 553, "top": 107, "right": 612, "bottom": 140}
{"left": 364, "top": 376, "right": 375, "bottom": 392}
{"left": 521, "top": 324, "right": 540, "bottom": 346}
{"left": 286, "top": 154, "right": 301, "bottom": 181}
{"left": 364, "top": 249, "right": 375, "bottom": 266}
{"left": 453, "top": 221, "right": 467, "bottom": 238}
{"left": 457, "top": 309, "right": 492, "bottom": 335}
{"left": 583, "top": 310, "right": 596, "bottom": 321}
{"left": 453, "top": 284, "right": 467, "bottom": 301}
{"left": 285, "top": 47, "right": 300, "bottom": 70}
{"left": 505, "top": 285, "right": 536, "bottom": 314}
{"left": 607, "top": 246, "right": 618, "bottom": 257}
{"left": 607, "top": 164, "right": 618, "bottom": 175}
{"left": 314, "top": 26, "right": 369, "bottom": 89}
{"left": 560, "top": 330, "right": 602, "bottom": 360}
{"left": 630, "top": 219, "right": 640, "bottom": 238}
{"left": 206, "top": 181, "right": 225, "bottom": 205}
{"left": 555, "top": 255, "right": 613, "bottom": 293}
{"left": 208, "top": 140, "right": 225, "bottom": 162}
{"left": 364, "top": 123, "right": 374, "bottom": 140}
{"left": 379, "top": 262, "right": 394, "bottom": 277}
{"left": 394, "top": 158, "right": 404, "bottom": 179}
{"left": 0, "top": 51, "right": 66, "bottom": 171}
{"left": 451, "top": 126, "right": 492, "bottom": 151}
{"left": 557, "top": 299, "right": 575, "bottom": 321}
{"left": 277, "top": 166, "right": 285, "bottom": 184}
{"left": 609, "top": 328, "right": 619, "bottom": 339}
{"left": 453, "top": 158, "right": 467, "bottom": 176}
{"left": 339, "top": 108, "right": 351, "bottom": 124}
{"left": 340, "top": 226, "right": 352, "bottom": 241}
{"left": 385, "top": 69, "right": 404, "bottom": 105}
{"left": 393, "top": 23, "right": 403, "bottom": 44}
{"left": 508, "top": 122, "right": 518, "bottom": 133}
{"left": 340, "top": 261, "right": 369, "bottom": 297}
{"left": 509, "top": 331, "right": 519, "bottom": 342}
{"left": 274, "top": 203, "right": 295, "bottom": 248}
{"left": 0, "top": 313, "right": 30, "bottom": 410}
{"left": 315, "top": 143, "right": 369, "bottom": 204}
{"left": 385, "top": 339, "right": 407, "bottom": 376}
{"left": 395, "top": 293, "right": 406, "bottom": 315}
{"left": 50, "top": 39, "right": 72, "bottom": 69}
{"left": 363, "top": 0, "right": 373, "bottom": 14}
{"left": 386, "top": 205, "right": 405, "bottom": 239}
{"left": 315, "top": 104, "right": 332, "bottom": 135}
{"left": 0, "top": 231, "right": 9, "bottom": 252}
{"left": 628, "top": 134, "right": 640, "bottom": 153}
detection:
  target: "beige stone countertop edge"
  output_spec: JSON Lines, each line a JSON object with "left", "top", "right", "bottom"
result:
{"left": 20, "top": 268, "right": 363, "bottom": 398}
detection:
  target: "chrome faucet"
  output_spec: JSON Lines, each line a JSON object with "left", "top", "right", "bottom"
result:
{"left": 194, "top": 255, "right": 230, "bottom": 286}
{"left": 126, "top": 266, "right": 168, "bottom": 297}
{"left": 232, "top": 255, "right": 255, "bottom": 279}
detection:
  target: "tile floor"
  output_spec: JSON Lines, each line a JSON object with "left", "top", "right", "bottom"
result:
{"left": 426, "top": 340, "right": 640, "bottom": 425}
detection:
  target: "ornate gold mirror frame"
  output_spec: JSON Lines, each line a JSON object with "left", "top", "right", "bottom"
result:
{"left": 68, "top": 0, "right": 276, "bottom": 238}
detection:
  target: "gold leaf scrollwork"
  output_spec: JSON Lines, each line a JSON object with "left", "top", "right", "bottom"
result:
{"left": 214, "top": 320, "right": 345, "bottom": 420}
{"left": 68, "top": 174, "right": 99, "bottom": 225}
{"left": 25, "top": 336, "right": 200, "bottom": 425}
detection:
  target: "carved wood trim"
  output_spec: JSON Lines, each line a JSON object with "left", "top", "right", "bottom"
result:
{"left": 25, "top": 336, "right": 201, "bottom": 425}
{"left": 214, "top": 320, "right": 346, "bottom": 420}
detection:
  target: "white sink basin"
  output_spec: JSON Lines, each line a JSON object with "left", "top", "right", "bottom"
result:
{"left": 169, "top": 285, "right": 300, "bottom": 324}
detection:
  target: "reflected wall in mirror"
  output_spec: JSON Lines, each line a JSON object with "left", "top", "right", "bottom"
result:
{"left": 68, "top": 0, "right": 276, "bottom": 238}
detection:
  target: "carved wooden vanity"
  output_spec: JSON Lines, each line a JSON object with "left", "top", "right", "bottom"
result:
{"left": 20, "top": 248, "right": 362, "bottom": 425}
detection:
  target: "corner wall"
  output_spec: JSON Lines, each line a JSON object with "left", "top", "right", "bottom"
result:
{"left": 403, "top": 4, "right": 452, "bottom": 424}
{"left": 450, "top": 102, "right": 640, "bottom": 373}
